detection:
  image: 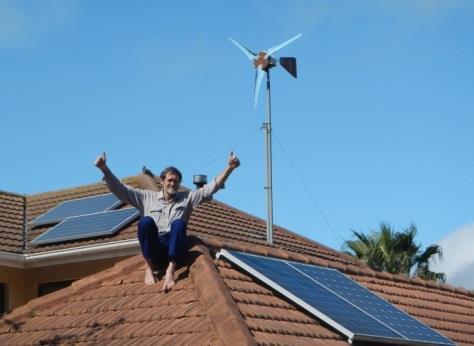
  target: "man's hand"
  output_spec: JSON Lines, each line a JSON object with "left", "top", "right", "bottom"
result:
{"left": 94, "top": 152, "right": 107, "bottom": 172}
{"left": 228, "top": 151, "right": 240, "bottom": 170}
{"left": 215, "top": 151, "right": 240, "bottom": 188}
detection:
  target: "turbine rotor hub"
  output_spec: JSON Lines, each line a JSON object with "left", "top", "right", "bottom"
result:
{"left": 254, "top": 52, "right": 277, "bottom": 71}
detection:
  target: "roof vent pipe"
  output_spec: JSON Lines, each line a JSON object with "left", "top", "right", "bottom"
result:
{"left": 193, "top": 175, "right": 207, "bottom": 189}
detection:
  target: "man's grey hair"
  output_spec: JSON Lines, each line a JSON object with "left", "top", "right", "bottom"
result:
{"left": 160, "top": 166, "right": 182, "bottom": 183}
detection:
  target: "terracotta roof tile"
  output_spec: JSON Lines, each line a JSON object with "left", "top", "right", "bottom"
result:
{"left": 2, "top": 176, "right": 474, "bottom": 345}
{"left": 24, "top": 177, "right": 141, "bottom": 254}
{"left": 252, "top": 331, "right": 346, "bottom": 346}
{"left": 217, "top": 251, "right": 474, "bottom": 345}
{"left": 337, "top": 276, "right": 473, "bottom": 345}
{"left": 0, "top": 191, "right": 25, "bottom": 253}
{"left": 216, "top": 259, "right": 346, "bottom": 345}
{"left": 0, "top": 242, "right": 252, "bottom": 345}
{"left": 20, "top": 175, "right": 361, "bottom": 275}
{"left": 2, "top": 233, "right": 474, "bottom": 345}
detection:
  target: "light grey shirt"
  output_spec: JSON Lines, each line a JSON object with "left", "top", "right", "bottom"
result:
{"left": 103, "top": 170, "right": 220, "bottom": 234}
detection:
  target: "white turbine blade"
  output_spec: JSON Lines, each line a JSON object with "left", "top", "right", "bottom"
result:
{"left": 229, "top": 37, "right": 257, "bottom": 61}
{"left": 254, "top": 67, "right": 265, "bottom": 108}
{"left": 265, "top": 33, "right": 302, "bottom": 58}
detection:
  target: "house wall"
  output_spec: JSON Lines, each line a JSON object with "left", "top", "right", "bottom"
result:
{"left": 0, "top": 266, "right": 26, "bottom": 313}
{"left": 1, "top": 255, "right": 131, "bottom": 313}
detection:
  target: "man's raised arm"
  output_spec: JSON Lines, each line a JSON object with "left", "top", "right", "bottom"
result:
{"left": 188, "top": 151, "right": 240, "bottom": 208}
{"left": 215, "top": 151, "right": 240, "bottom": 188}
{"left": 94, "top": 152, "right": 145, "bottom": 212}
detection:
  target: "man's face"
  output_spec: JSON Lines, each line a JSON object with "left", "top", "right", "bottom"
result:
{"left": 162, "top": 172, "right": 180, "bottom": 197}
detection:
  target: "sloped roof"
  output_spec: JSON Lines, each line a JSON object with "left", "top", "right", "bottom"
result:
{"left": 0, "top": 190, "right": 25, "bottom": 254}
{"left": 25, "top": 176, "right": 142, "bottom": 254}
{"left": 2, "top": 235, "right": 473, "bottom": 345}
{"left": 25, "top": 174, "right": 359, "bottom": 270}
{"left": 0, "top": 241, "right": 253, "bottom": 345}
{"left": 216, "top": 257, "right": 345, "bottom": 345}
{"left": 214, "top": 241, "right": 474, "bottom": 346}
{"left": 1, "top": 175, "right": 474, "bottom": 345}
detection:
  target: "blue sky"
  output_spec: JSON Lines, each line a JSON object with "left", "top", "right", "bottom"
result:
{"left": 1, "top": 1, "right": 473, "bottom": 283}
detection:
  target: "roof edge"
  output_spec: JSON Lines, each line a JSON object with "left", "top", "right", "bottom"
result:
{"left": 26, "top": 175, "right": 140, "bottom": 198}
{"left": 0, "top": 252, "right": 24, "bottom": 268}
{"left": 0, "top": 255, "right": 144, "bottom": 324}
{"left": 0, "top": 239, "right": 140, "bottom": 268}
{"left": 0, "top": 189, "right": 25, "bottom": 197}
{"left": 188, "top": 237, "right": 256, "bottom": 346}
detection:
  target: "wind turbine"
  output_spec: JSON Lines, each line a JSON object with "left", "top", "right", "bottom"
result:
{"left": 229, "top": 34, "right": 302, "bottom": 245}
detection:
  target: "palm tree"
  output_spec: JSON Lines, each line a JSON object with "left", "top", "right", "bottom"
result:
{"left": 343, "top": 222, "right": 446, "bottom": 283}
{"left": 414, "top": 244, "right": 446, "bottom": 282}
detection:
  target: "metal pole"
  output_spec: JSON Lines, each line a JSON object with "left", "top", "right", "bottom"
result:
{"left": 264, "top": 69, "right": 274, "bottom": 245}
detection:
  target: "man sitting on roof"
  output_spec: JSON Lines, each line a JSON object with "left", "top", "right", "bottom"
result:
{"left": 94, "top": 151, "right": 240, "bottom": 292}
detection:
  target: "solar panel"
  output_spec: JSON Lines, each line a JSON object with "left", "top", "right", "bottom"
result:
{"left": 31, "top": 208, "right": 139, "bottom": 245}
{"left": 219, "top": 249, "right": 455, "bottom": 346}
{"left": 30, "top": 193, "right": 122, "bottom": 226}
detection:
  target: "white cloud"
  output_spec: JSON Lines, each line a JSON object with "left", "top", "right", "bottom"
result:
{"left": 33, "top": 0, "right": 80, "bottom": 31}
{"left": 280, "top": 0, "right": 329, "bottom": 32}
{"left": 448, "top": 261, "right": 474, "bottom": 289}
{"left": 378, "top": 0, "right": 474, "bottom": 25}
{"left": 0, "top": 0, "right": 79, "bottom": 45}
{"left": 435, "top": 223, "right": 474, "bottom": 289}
{"left": 413, "top": 0, "right": 459, "bottom": 17}
{"left": 0, "top": 1, "right": 25, "bottom": 43}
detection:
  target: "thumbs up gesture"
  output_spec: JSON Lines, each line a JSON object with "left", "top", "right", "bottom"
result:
{"left": 94, "top": 152, "right": 106, "bottom": 168}
{"left": 228, "top": 151, "right": 240, "bottom": 169}
{"left": 94, "top": 152, "right": 108, "bottom": 173}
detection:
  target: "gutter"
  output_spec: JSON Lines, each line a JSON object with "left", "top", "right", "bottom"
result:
{"left": 0, "top": 252, "right": 24, "bottom": 268}
{"left": 0, "top": 239, "right": 140, "bottom": 269}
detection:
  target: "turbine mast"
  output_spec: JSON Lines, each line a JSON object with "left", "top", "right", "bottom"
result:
{"left": 263, "top": 69, "right": 274, "bottom": 245}
{"left": 229, "top": 34, "right": 301, "bottom": 246}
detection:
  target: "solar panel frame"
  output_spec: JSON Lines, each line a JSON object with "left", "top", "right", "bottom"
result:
{"left": 31, "top": 207, "right": 139, "bottom": 245}
{"left": 30, "top": 193, "right": 122, "bottom": 226}
{"left": 219, "top": 249, "right": 455, "bottom": 346}
{"left": 219, "top": 249, "right": 390, "bottom": 342}
{"left": 291, "top": 262, "right": 454, "bottom": 346}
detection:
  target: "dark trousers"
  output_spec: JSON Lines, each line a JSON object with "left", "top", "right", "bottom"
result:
{"left": 137, "top": 216, "right": 188, "bottom": 268}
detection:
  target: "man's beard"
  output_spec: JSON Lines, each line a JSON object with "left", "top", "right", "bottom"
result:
{"left": 166, "top": 187, "right": 177, "bottom": 196}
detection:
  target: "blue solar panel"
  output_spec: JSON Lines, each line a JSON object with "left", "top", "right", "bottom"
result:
{"left": 30, "top": 193, "right": 122, "bottom": 226}
{"left": 220, "top": 250, "right": 455, "bottom": 346}
{"left": 31, "top": 208, "right": 139, "bottom": 245}
{"left": 292, "top": 263, "right": 454, "bottom": 345}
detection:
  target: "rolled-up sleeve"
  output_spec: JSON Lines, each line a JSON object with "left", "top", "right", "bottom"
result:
{"left": 103, "top": 171, "right": 146, "bottom": 213}
{"left": 188, "top": 178, "right": 220, "bottom": 208}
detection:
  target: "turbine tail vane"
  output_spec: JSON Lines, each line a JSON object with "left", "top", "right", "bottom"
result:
{"left": 279, "top": 57, "right": 297, "bottom": 78}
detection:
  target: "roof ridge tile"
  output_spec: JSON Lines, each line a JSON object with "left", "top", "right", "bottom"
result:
{"left": 136, "top": 173, "right": 161, "bottom": 192}
{"left": 0, "top": 190, "right": 25, "bottom": 197}
{"left": 187, "top": 238, "right": 255, "bottom": 346}
{"left": 26, "top": 176, "right": 140, "bottom": 199}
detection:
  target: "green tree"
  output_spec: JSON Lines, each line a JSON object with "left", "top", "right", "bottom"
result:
{"left": 343, "top": 222, "right": 446, "bottom": 282}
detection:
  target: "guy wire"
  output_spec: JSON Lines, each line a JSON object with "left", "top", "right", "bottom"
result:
{"left": 198, "top": 127, "right": 260, "bottom": 171}
{"left": 273, "top": 131, "right": 344, "bottom": 247}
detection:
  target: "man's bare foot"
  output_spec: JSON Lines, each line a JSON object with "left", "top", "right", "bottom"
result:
{"left": 144, "top": 267, "right": 157, "bottom": 285}
{"left": 162, "top": 261, "right": 176, "bottom": 292}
